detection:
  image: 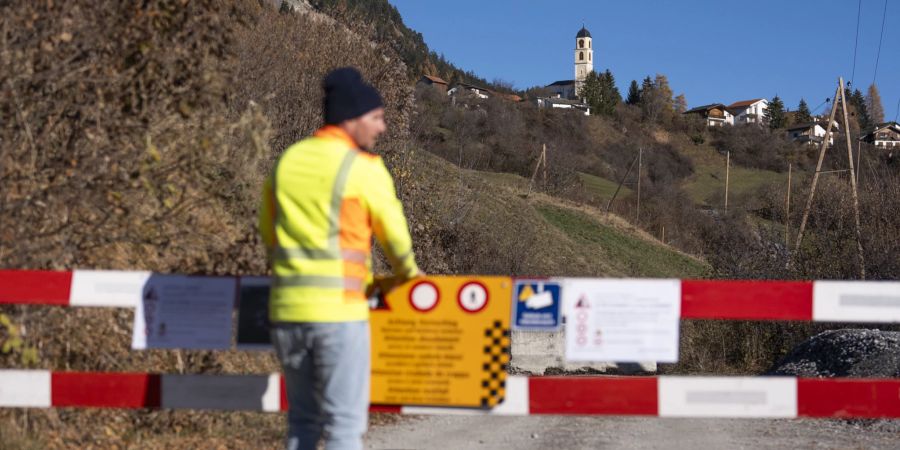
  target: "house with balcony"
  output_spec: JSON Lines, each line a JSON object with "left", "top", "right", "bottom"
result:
{"left": 727, "top": 98, "right": 769, "bottom": 125}
{"left": 682, "top": 103, "right": 734, "bottom": 127}
{"left": 786, "top": 121, "right": 838, "bottom": 145}
{"left": 860, "top": 122, "right": 900, "bottom": 149}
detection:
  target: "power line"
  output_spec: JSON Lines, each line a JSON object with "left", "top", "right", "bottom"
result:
{"left": 872, "top": 0, "right": 888, "bottom": 85}
{"left": 812, "top": 98, "right": 829, "bottom": 115}
{"left": 850, "top": 0, "right": 862, "bottom": 87}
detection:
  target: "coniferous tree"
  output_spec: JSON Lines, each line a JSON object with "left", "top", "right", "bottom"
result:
{"left": 626, "top": 79, "right": 641, "bottom": 105}
{"left": 581, "top": 70, "right": 621, "bottom": 117}
{"left": 640, "top": 76, "right": 654, "bottom": 102}
{"left": 796, "top": 98, "right": 813, "bottom": 124}
{"left": 578, "top": 71, "right": 603, "bottom": 115}
{"left": 866, "top": 83, "right": 885, "bottom": 125}
{"left": 765, "top": 95, "right": 786, "bottom": 129}
{"left": 849, "top": 89, "right": 871, "bottom": 132}
{"left": 597, "top": 69, "right": 621, "bottom": 115}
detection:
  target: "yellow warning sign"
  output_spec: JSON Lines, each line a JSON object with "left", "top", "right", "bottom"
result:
{"left": 370, "top": 276, "right": 512, "bottom": 408}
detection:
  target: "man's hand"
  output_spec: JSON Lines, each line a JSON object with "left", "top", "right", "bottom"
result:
{"left": 366, "top": 272, "right": 425, "bottom": 299}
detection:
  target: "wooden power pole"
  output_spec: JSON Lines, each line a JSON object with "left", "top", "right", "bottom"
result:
{"left": 636, "top": 147, "right": 642, "bottom": 223}
{"left": 785, "top": 163, "right": 792, "bottom": 247}
{"left": 724, "top": 151, "right": 730, "bottom": 213}
{"left": 793, "top": 77, "right": 866, "bottom": 279}
{"left": 529, "top": 144, "right": 547, "bottom": 193}
{"left": 606, "top": 151, "right": 639, "bottom": 213}
{"left": 839, "top": 79, "right": 866, "bottom": 279}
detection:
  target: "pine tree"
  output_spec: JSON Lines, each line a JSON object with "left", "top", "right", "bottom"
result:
{"left": 765, "top": 95, "right": 786, "bottom": 129}
{"left": 866, "top": 83, "right": 885, "bottom": 125}
{"left": 596, "top": 69, "right": 621, "bottom": 116}
{"left": 640, "top": 76, "right": 654, "bottom": 103}
{"left": 673, "top": 94, "right": 687, "bottom": 113}
{"left": 626, "top": 79, "right": 641, "bottom": 105}
{"left": 796, "top": 98, "right": 812, "bottom": 124}
{"left": 850, "top": 89, "right": 871, "bottom": 131}
{"left": 578, "top": 71, "right": 603, "bottom": 115}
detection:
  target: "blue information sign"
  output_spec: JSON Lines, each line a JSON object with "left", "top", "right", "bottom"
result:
{"left": 512, "top": 279, "right": 561, "bottom": 331}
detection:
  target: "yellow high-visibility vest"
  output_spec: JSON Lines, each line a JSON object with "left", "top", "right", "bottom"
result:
{"left": 258, "top": 126, "right": 419, "bottom": 322}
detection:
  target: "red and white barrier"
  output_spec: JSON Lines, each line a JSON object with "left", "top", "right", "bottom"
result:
{"left": 3, "top": 270, "right": 900, "bottom": 322}
{"left": 2, "top": 370, "right": 899, "bottom": 419}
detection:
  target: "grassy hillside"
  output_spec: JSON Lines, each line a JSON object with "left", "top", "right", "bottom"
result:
{"left": 406, "top": 151, "right": 709, "bottom": 279}
{"left": 679, "top": 142, "right": 786, "bottom": 208}
{"left": 578, "top": 172, "right": 633, "bottom": 205}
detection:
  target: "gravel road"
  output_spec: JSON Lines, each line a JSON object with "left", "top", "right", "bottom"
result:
{"left": 366, "top": 415, "right": 900, "bottom": 449}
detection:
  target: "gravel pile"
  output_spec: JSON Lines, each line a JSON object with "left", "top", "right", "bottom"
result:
{"left": 768, "top": 329, "right": 900, "bottom": 377}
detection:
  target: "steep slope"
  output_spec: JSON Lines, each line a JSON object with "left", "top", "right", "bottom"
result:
{"left": 403, "top": 150, "right": 708, "bottom": 279}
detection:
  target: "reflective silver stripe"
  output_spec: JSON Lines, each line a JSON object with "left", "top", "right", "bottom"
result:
{"left": 341, "top": 249, "right": 368, "bottom": 265}
{"left": 274, "top": 275, "right": 365, "bottom": 291}
{"left": 274, "top": 247, "right": 367, "bottom": 264}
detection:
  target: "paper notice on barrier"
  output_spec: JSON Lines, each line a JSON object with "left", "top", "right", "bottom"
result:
{"left": 563, "top": 279, "right": 680, "bottom": 363}
{"left": 132, "top": 275, "right": 236, "bottom": 350}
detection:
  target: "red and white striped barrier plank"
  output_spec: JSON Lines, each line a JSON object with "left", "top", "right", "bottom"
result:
{"left": 680, "top": 280, "right": 813, "bottom": 321}
{"left": 3, "top": 270, "right": 900, "bottom": 323}
{"left": 0, "top": 270, "right": 72, "bottom": 306}
{"left": 3, "top": 371, "right": 899, "bottom": 419}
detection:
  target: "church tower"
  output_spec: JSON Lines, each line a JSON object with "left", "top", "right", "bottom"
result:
{"left": 574, "top": 26, "right": 594, "bottom": 96}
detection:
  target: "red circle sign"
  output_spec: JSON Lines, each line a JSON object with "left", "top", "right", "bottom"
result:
{"left": 409, "top": 280, "right": 439, "bottom": 312}
{"left": 457, "top": 281, "right": 489, "bottom": 313}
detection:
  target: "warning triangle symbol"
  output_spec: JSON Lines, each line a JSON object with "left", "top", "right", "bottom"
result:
{"left": 518, "top": 284, "right": 534, "bottom": 302}
{"left": 576, "top": 295, "right": 588, "bottom": 309}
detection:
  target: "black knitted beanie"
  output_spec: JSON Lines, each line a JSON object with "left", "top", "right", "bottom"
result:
{"left": 323, "top": 67, "right": 384, "bottom": 125}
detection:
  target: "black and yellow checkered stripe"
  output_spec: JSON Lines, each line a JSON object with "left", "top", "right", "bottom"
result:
{"left": 480, "top": 320, "right": 510, "bottom": 408}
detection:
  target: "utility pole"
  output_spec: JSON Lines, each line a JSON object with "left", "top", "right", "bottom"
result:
{"left": 795, "top": 82, "right": 841, "bottom": 255}
{"left": 542, "top": 143, "right": 548, "bottom": 188}
{"left": 785, "top": 163, "right": 792, "bottom": 247}
{"left": 636, "top": 147, "right": 642, "bottom": 223}
{"left": 793, "top": 77, "right": 866, "bottom": 279}
{"left": 606, "top": 152, "right": 639, "bottom": 213}
{"left": 839, "top": 80, "right": 866, "bottom": 279}
{"left": 724, "top": 151, "right": 730, "bottom": 213}
{"left": 529, "top": 144, "right": 547, "bottom": 193}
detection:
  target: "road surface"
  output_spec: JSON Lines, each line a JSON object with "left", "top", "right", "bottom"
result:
{"left": 366, "top": 415, "right": 900, "bottom": 449}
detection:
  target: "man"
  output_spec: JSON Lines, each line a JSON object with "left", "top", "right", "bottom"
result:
{"left": 258, "top": 67, "right": 420, "bottom": 450}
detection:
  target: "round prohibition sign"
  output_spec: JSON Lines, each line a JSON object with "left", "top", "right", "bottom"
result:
{"left": 457, "top": 281, "right": 489, "bottom": 313}
{"left": 409, "top": 280, "right": 440, "bottom": 312}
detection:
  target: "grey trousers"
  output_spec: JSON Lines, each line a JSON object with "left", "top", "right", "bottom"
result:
{"left": 271, "top": 321, "right": 370, "bottom": 450}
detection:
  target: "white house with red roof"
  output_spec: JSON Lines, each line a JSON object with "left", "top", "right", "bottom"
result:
{"left": 727, "top": 98, "right": 769, "bottom": 125}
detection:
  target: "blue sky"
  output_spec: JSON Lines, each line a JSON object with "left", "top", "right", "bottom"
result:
{"left": 390, "top": 0, "right": 899, "bottom": 119}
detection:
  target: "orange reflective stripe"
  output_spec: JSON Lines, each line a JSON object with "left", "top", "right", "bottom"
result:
{"left": 339, "top": 197, "right": 371, "bottom": 253}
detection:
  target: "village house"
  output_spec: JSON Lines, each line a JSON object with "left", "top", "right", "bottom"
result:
{"left": 533, "top": 97, "right": 590, "bottom": 115}
{"left": 727, "top": 98, "right": 769, "bottom": 125}
{"left": 785, "top": 121, "right": 839, "bottom": 146}
{"left": 682, "top": 103, "right": 734, "bottom": 126}
{"left": 447, "top": 82, "right": 491, "bottom": 99}
{"left": 417, "top": 74, "right": 449, "bottom": 92}
{"left": 860, "top": 122, "right": 900, "bottom": 149}
{"left": 546, "top": 79, "right": 578, "bottom": 100}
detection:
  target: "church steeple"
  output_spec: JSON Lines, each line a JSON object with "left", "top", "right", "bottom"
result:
{"left": 574, "top": 25, "right": 594, "bottom": 96}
